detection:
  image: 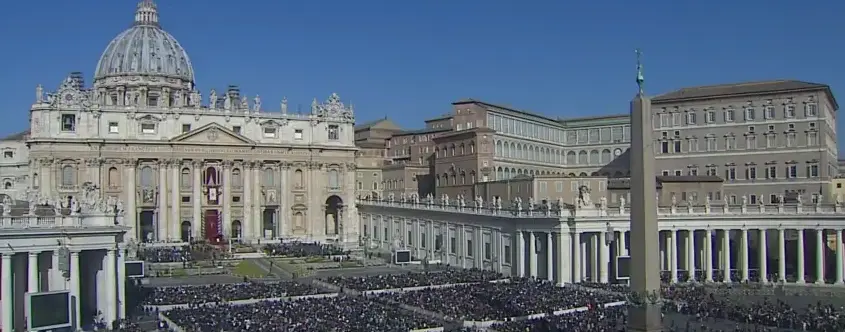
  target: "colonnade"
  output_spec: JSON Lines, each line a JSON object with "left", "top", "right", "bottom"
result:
{"left": 515, "top": 227, "right": 845, "bottom": 285}
{"left": 0, "top": 247, "right": 126, "bottom": 331}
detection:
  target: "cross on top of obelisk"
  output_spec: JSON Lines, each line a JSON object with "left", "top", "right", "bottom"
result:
{"left": 635, "top": 48, "right": 645, "bottom": 95}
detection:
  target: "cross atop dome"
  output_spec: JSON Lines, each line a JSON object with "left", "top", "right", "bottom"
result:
{"left": 134, "top": 0, "right": 159, "bottom": 27}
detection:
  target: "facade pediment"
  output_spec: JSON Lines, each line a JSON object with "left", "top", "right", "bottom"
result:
{"left": 170, "top": 123, "right": 255, "bottom": 145}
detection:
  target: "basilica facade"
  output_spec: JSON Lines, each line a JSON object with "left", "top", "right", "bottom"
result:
{"left": 25, "top": 0, "right": 359, "bottom": 245}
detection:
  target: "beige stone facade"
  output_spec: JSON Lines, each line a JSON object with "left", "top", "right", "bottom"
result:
{"left": 24, "top": 1, "right": 359, "bottom": 245}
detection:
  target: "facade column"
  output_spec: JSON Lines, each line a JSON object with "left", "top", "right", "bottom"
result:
{"left": 528, "top": 232, "right": 538, "bottom": 278}
{"left": 28, "top": 251, "right": 39, "bottom": 292}
{"left": 816, "top": 229, "right": 824, "bottom": 284}
{"left": 170, "top": 160, "right": 181, "bottom": 241}
{"left": 243, "top": 163, "right": 253, "bottom": 241}
{"left": 105, "top": 249, "right": 117, "bottom": 324}
{"left": 670, "top": 230, "right": 678, "bottom": 283}
{"left": 254, "top": 164, "right": 264, "bottom": 238}
{"left": 685, "top": 230, "right": 694, "bottom": 280}
{"left": 2, "top": 254, "right": 13, "bottom": 332}
{"left": 797, "top": 229, "right": 806, "bottom": 283}
{"left": 546, "top": 233, "right": 554, "bottom": 281}
{"left": 124, "top": 159, "right": 137, "bottom": 241}
{"left": 704, "top": 230, "right": 713, "bottom": 282}
{"left": 556, "top": 232, "right": 570, "bottom": 285}
{"left": 222, "top": 161, "right": 233, "bottom": 240}
{"left": 192, "top": 161, "right": 202, "bottom": 241}
{"left": 590, "top": 234, "right": 598, "bottom": 281}
{"left": 599, "top": 231, "right": 609, "bottom": 283}
{"left": 722, "top": 230, "right": 732, "bottom": 282}
{"left": 70, "top": 251, "right": 81, "bottom": 329}
{"left": 778, "top": 228, "right": 786, "bottom": 282}
{"left": 516, "top": 231, "right": 526, "bottom": 277}
{"left": 157, "top": 161, "right": 168, "bottom": 241}
{"left": 620, "top": 231, "right": 628, "bottom": 256}
{"left": 836, "top": 229, "right": 844, "bottom": 284}
{"left": 740, "top": 229, "right": 749, "bottom": 281}
{"left": 572, "top": 232, "right": 582, "bottom": 282}
{"left": 759, "top": 229, "right": 768, "bottom": 283}
{"left": 117, "top": 247, "right": 126, "bottom": 320}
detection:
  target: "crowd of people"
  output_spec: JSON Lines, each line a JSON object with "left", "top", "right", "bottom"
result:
{"left": 375, "top": 278, "right": 624, "bottom": 321}
{"left": 137, "top": 246, "right": 194, "bottom": 263}
{"left": 141, "top": 281, "right": 326, "bottom": 305}
{"left": 323, "top": 268, "right": 502, "bottom": 290}
{"left": 262, "top": 242, "right": 348, "bottom": 258}
{"left": 163, "top": 295, "right": 441, "bottom": 332}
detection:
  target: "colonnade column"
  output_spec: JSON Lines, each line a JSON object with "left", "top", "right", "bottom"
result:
{"left": 740, "top": 229, "right": 749, "bottom": 282}
{"left": 599, "top": 231, "right": 609, "bottom": 283}
{"left": 2, "top": 254, "right": 12, "bottom": 332}
{"left": 528, "top": 232, "right": 538, "bottom": 278}
{"left": 556, "top": 232, "right": 570, "bottom": 285}
{"left": 758, "top": 229, "right": 768, "bottom": 283}
{"left": 572, "top": 232, "right": 581, "bottom": 282}
{"left": 170, "top": 160, "right": 181, "bottom": 241}
{"left": 117, "top": 246, "right": 127, "bottom": 319}
{"left": 516, "top": 231, "right": 526, "bottom": 277}
{"left": 105, "top": 249, "right": 117, "bottom": 324}
{"left": 704, "top": 230, "right": 713, "bottom": 282}
{"left": 685, "top": 230, "right": 694, "bottom": 279}
{"left": 797, "top": 229, "right": 805, "bottom": 283}
{"left": 28, "top": 252, "right": 39, "bottom": 292}
{"left": 670, "top": 230, "right": 678, "bottom": 283}
{"left": 836, "top": 229, "right": 844, "bottom": 284}
{"left": 253, "top": 164, "right": 262, "bottom": 239}
{"left": 620, "top": 231, "right": 628, "bottom": 256}
{"left": 157, "top": 161, "right": 168, "bottom": 241}
{"left": 191, "top": 161, "right": 202, "bottom": 241}
{"left": 815, "top": 229, "right": 824, "bottom": 284}
{"left": 124, "top": 159, "right": 137, "bottom": 240}
{"left": 70, "top": 251, "right": 81, "bottom": 329}
{"left": 722, "top": 230, "right": 732, "bottom": 282}
{"left": 777, "top": 228, "right": 786, "bottom": 282}
{"left": 243, "top": 163, "right": 253, "bottom": 241}
{"left": 546, "top": 233, "right": 554, "bottom": 282}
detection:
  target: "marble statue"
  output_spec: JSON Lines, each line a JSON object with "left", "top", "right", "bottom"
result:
{"left": 723, "top": 195, "right": 729, "bottom": 206}
{"left": 577, "top": 185, "right": 592, "bottom": 207}
{"left": 759, "top": 194, "right": 765, "bottom": 206}
{"left": 70, "top": 197, "right": 80, "bottom": 214}
{"left": 240, "top": 96, "right": 249, "bottom": 110}
{"left": 817, "top": 195, "right": 823, "bottom": 205}
{"left": 704, "top": 196, "right": 711, "bottom": 206}
{"left": 53, "top": 196, "right": 63, "bottom": 215}
{"left": 836, "top": 194, "right": 843, "bottom": 205}
{"left": 400, "top": 192, "right": 407, "bottom": 203}
{"left": 527, "top": 197, "right": 535, "bottom": 211}
{"left": 557, "top": 197, "right": 564, "bottom": 210}
{"left": 741, "top": 195, "right": 748, "bottom": 206}
{"left": 311, "top": 98, "right": 319, "bottom": 114}
{"left": 778, "top": 194, "right": 785, "bottom": 205}
{"left": 223, "top": 94, "right": 231, "bottom": 110}
{"left": 28, "top": 200, "right": 37, "bottom": 215}
{"left": 796, "top": 194, "right": 803, "bottom": 205}
{"left": 253, "top": 95, "right": 261, "bottom": 112}
{"left": 116, "top": 199, "right": 125, "bottom": 215}
{"left": 671, "top": 194, "right": 677, "bottom": 206}
{"left": 619, "top": 196, "right": 626, "bottom": 208}
{"left": 1, "top": 196, "right": 10, "bottom": 216}
{"left": 600, "top": 196, "right": 608, "bottom": 209}
{"left": 515, "top": 197, "right": 523, "bottom": 211}
{"left": 442, "top": 194, "right": 449, "bottom": 206}
{"left": 188, "top": 90, "right": 198, "bottom": 107}
{"left": 36, "top": 84, "right": 43, "bottom": 102}
{"left": 124, "top": 93, "right": 131, "bottom": 106}
{"left": 281, "top": 97, "right": 288, "bottom": 114}
{"left": 209, "top": 89, "right": 218, "bottom": 109}
{"left": 495, "top": 197, "right": 502, "bottom": 209}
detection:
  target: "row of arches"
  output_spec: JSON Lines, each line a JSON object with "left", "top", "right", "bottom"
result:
{"left": 435, "top": 170, "right": 478, "bottom": 186}
{"left": 435, "top": 141, "right": 476, "bottom": 158}
{"left": 494, "top": 140, "right": 627, "bottom": 166}
{"left": 494, "top": 167, "right": 631, "bottom": 180}
{"left": 103, "top": 165, "right": 344, "bottom": 190}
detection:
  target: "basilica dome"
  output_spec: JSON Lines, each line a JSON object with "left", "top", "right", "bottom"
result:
{"left": 94, "top": 0, "right": 194, "bottom": 83}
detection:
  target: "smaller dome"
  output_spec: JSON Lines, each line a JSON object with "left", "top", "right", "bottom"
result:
{"left": 94, "top": 1, "right": 194, "bottom": 83}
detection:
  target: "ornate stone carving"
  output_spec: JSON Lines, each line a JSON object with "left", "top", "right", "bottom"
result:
{"left": 253, "top": 95, "right": 261, "bottom": 112}
{"left": 209, "top": 89, "right": 218, "bottom": 109}
{"left": 281, "top": 97, "right": 288, "bottom": 114}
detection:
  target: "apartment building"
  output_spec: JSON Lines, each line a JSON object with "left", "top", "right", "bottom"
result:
{"left": 353, "top": 118, "right": 402, "bottom": 199}
{"left": 0, "top": 131, "right": 30, "bottom": 200}
{"left": 651, "top": 80, "right": 838, "bottom": 204}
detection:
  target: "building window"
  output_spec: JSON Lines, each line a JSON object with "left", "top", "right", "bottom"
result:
{"left": 182, "top": 196, "right": 191, "bottom": 203}
{"left": 745, "top": 135, "right": 756, "bottom": 149}
{"left": 232, "top": 126, "right": 241, "bottom": 134}
{"left": 3, "top": 151, "right": 12, "bottom": 159}
{"left": 764, "top": 106, "right": 775, "bottom": 119}
{"left": 766, "top": 134, "right": 776, "bottom": 148}
{"left": 785, "top": 105, "right": 796, "bottom": 118}
{"left": 686, "top": 112, "right": 696, "bottom": 125}
{"left": 806, "top": 103, "right": 817, "bottom": 117}
{"left": 328, "top": 169, "right": 340, "bottom": 189}
{"left": 140, "top": 123, "right": 156, "bottom": 134}
{"left": 766, "top": 166, "right": 777, "bottom": 179}
{"left": 61, "top": 165, "right": 76, "bottom": 186}
{"left": 744, "top": 108, "right": 755, "bottom": 121}
{"left": 706, "top": 166, "right": 717, "bottom": 177}
{"left": 148, "top": 96, "right": 159, "bottom": 107}
{"left": 786, "top": 133, "right": 796, "bottom": 147}
{"left": 786, "top": 165, "right": 797, "bottom": 178}
{"left": 181, "top": 168, "right": 191, "bottom": 188}
{"left": 807, "top": 132, "right": 818, "bottom": 146}
{"left": 725, "top": 167, "right": 736, "bottom": 180}
{"left": 807, "top": 164, "right": 819, "bottom": 177}
{"left": 108, "top": 122, "right": 119, "bottom": 133}
{"left": 263, "top": 127, "right": 277, "bottom": 138}
{"left": 294, "top": 129, "right": 303, "bottom": 140}
{"left": 232, "top": 168, "right": 243, "bottom": 187}
{"left": 61, "top": 114, "right": 76, "bottom": 132}
{"left": 745, "top": 167, "right": 757, "bottom": 180}
{"left": 688, "top": 168, "right": 699, "bottom": 176}
{"left": 673, "top": 141, "right": 681, "bottom": 153}
{"left": 139, "top": 166, "right": 154, "bottom": 187}
{"left": 725, "top": 137, "right": 735, "bottom": 150}
{"left": 706, "top": 111, "right": 716, "bottom": 123}
{"left": 328, "top": 125, "right": 339, "bottom": 140}
{"left": 660, "top": 141, "right": 669, "bottom": 154}
{"left": 724, "top": 109, "right": 735, "bottom": 122}
{"left": 706, "top": 137, "right": 717, "bottom": 151}
{"left": 182, "top": 124, "right": 191, "bottom": 133}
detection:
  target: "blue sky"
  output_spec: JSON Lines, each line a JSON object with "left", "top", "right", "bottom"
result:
{"left": 2, "top": 0, "right": 844, "bottom": 145}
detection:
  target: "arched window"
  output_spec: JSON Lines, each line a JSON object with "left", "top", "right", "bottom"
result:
{"left": 577, "top": 151, "right": 588, "bottom": 165}
{"left": 263, "top": 168, "right": 275, "bottom": 187}
{"left": 180, "top": 168, "right": 191, "bottom": 188}
{"left": 3, "top": 181, "right": 11, "bottom": 189}
{"left": 294, "top": 169, "right": 304, "bottom": 188}
{"left": 232, "top": 168, "right": 243, "bottom": 187}
{"left": 328, "top": 169, "right": 339, "bottom": 189}
{"left": 108, "top": 167, "right": 120, "bottom": 187}
{"left": 601, "top": 149, "right": 612, "bottom": 164}
{"left": 139, "top": 166, "right": 154, "bottom": 187}
{"left": 566, "top": 151, "right": 576, "bottom": 165}
{"left": 61, "top": 165, "right": 77, "bottom": 186}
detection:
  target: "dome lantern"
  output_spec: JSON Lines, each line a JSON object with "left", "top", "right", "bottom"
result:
{"left": 134, "top": 0, "right": 159, "bottom": 27}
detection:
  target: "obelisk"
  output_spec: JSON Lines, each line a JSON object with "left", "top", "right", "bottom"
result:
{"left": 627, "top": 49, "right": 663, "bottom": 332}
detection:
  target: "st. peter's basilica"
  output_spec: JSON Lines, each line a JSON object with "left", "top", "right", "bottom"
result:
{"left": 25, "top": 0, "right": 359, "bottom": 246}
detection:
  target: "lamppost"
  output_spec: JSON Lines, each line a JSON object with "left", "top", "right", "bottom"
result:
{"left": 605, "top": 221, "right": 616, "bottom": 283}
